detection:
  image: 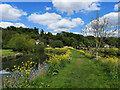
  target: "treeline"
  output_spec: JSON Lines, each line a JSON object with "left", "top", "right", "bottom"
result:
{"left": 38, "top": 29, "right": 120, "bottom": 49}
{"left": 1, "top": 26, "right": 120, "bottom": 52}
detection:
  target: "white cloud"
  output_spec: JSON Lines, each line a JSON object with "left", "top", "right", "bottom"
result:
{"left": 0, "top": 4, "right": 27, "bottom": 21}
{"left": 52, "top": 0, "right": 100, "bottom": 15}
{"left": 48, "top": 18, "right": 84, "bottom": 32}
{"left": 52, "top": 33, "right": 57, "bottom": 35}
{"left": 72, "top": 18, "right": 84, "bottom": 26}
{"left": 47, "top": 19, "right": 73, "bottom": 32}
{"left": 28, "top": 12, "right": 84, "bottom": 32}
{"left": 28, "top": 12, "right": 62, "bottom": 25}
{"left": 102, "top": 12, "right": 119, "bottom": 26}
{"left": 0, "top": 22, "right": 27, "bottom": 28}
{"left": 83, "top": 12, "right": 119, "bottom": 37}
{"left": 73, "top": 32, "right": 82, "bottom": 34}
{"left": 46, "top": 7, "right": 51, "bottom": 10}
{"left": 114, "top": 3, "right": 120, "bottom": 11}
{"left": 87, "top": 12, "right": 119, "bottom": 28}
{"left": 86, "top": 3, "right": 100, "bottom": 11}
{"left": 73, "top": 32, "right": 95, "bottom": 36}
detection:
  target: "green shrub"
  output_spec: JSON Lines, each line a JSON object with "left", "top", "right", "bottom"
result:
{"left": 50, "top": 40, "right": 63, "bottom": 48}
{"left": 104, "top": 48, "right": 118, "bottom": 56}
{"left": 7, "top": 34, "right": 35, "bottom": 53}
{"left": 45, "top": 48, "right": 67, "bottom": 55}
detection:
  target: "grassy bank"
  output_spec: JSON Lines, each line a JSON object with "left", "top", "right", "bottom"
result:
{"left": 29, "top": 48, "right": 118, "bottom": 88}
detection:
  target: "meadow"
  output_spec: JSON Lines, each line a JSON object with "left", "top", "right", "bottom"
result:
{"left": 1, "top": 47, "right": 119, "bottom": 88}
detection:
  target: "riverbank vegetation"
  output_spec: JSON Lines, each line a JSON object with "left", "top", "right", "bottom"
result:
{"left": 2, "top": 48, "right": 72, "bottom": 88}
{"left": 1, "top": 25, "right": 120, "bottom": 89}
{"left": 2, "top": 48, "right": 119, "bottom": 88}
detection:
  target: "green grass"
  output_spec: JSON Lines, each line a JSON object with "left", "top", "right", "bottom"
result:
{"left": 1, "top": 49, "right": 17, "bottom": 57}
{"left": 29, "top": 49, "right": 118, "bottom": 88}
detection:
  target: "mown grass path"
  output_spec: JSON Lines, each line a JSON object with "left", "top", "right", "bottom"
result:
{"left": 34, "top": 49, "right": 118, "bottom": 88}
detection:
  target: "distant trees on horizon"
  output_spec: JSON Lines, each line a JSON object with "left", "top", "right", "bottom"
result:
{"left": 1, "top": 26, "right": 120, "bottom": 52}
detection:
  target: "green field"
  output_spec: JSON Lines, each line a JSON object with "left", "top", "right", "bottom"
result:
{"left": 1, "top": 49, "right": 17, "bottom": 57}
{"left": 29, "top": 49, "right": 118, "bottom": 88}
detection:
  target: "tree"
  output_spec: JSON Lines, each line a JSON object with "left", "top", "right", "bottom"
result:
{"left": 40, "top": 29, "right": 44, "bottom": 37}
{"left": 83, "top": 38, "right": 91, "bottom": 47}
{"left": 27, "top": 39, "right": 36, "bottom": 52}
{"left": 2, "top": 30, "right": 18, "bottom": 48}
{"left": 34, "top": 27, "right": 39, "bottom": 34}
{"left": 50, "top": 40, "right": 63, "bottom": 48}
{"left": 83, "top": 11, "right": 117, "bottom": 59}
{"left": 117, "top": 37, "right": 120, "bottom": 48}
{"left": 7, "top": 34, "right": 35, "bottom": 53}
{"left": 47, "top": 32, "right": 52, "bottom": 37}
{"left": 69, "top": 37, "right": 77, "bottom": 46}
{"left": 34, "top": 44, "right": 46, "bottom": 64}
{"left": 72, "top": 41, "right": 78, "bottom": 48}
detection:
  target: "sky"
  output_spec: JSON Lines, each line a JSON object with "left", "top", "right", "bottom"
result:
{"left": 0, "top": 0, "right": 119, "bottom": 36}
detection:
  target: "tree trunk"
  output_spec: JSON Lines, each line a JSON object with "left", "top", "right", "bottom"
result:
{"left": 96, "top": 51, "right": 98, "bottom": 60}
{"left": 96, "top": 36, "right": 98, "bottom": 60}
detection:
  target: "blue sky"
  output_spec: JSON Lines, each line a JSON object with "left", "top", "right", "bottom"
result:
{"left": 0, "top": 1, "right": 119, "bottom": 36}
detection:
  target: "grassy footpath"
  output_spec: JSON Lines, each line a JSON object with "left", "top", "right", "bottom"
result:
{"left": 31, "top": 49, "right": 118, "bottom": 88}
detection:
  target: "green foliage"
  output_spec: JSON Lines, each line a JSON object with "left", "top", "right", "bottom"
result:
{"left": 50, "top": 40, "right": 63, "bottom": 48}
{"left": 102, "top": 48, "right": 118, "bottom": 56}
{"left": 45, "top": 48, "right": 67, "bottom": 55}
{"left": 47, "top": 62, "right": 60, "bottom": 76}
{"left": 2, "top": 26, "right": 119, "bottom": 49}
{"left": 34, "top": 44, "right": 47, "bottom": 64}
{"left": 7, "top": 34, "right": 35, "bottom": 52}
{"left": 6, "top": 26, "right": 39, "bottom": 34}
{"left": 2, "top": 49, "right": 17, "bottom": 57}
{"left": 44, "top": 48, "right": 71, "bottom": 76}
{"left": 40, "top": 29, "right": 44, "bottom": 37}
{"left": 117, "top": 37, "right": 120, "bottom": 49}
{"left": 2, "top": 26, "right": 39, "bottom": 49}
{"left": 2, "top": 30, "right": 18, "bottom": 48}
{"left": 72, "top": 41, "right": 78, "bottom": 48}
{"left": 106, "top": 37, "right": 118, "bottom": 47}
{"left": 83, "top": 38, "right": 91, "bottom": 47}
{"left": 27, "top": 39, "right": 36, "bottom": 52}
